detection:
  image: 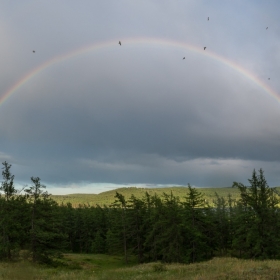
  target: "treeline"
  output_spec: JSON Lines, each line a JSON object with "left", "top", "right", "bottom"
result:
{"left": 1, "top": 161, "right": 280, "bottom": 264}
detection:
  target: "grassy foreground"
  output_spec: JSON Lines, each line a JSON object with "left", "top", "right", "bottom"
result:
{"left": 1, "top": 254, "right": 280, "bottom": 279}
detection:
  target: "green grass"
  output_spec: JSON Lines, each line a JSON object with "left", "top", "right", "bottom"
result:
{"left": 1, "top": 254, "right": 280, "bottom": 279}
{"left": 0, "top": 253, "right": 135, "bottom": 280}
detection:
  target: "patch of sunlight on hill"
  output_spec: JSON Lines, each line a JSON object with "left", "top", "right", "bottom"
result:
{"left": 51, "top": 186, "right": 244, "bottom": 207}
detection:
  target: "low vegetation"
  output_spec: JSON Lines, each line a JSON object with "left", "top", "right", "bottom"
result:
{"left": 1, "top": 254, "right": 280, "bottom": 279}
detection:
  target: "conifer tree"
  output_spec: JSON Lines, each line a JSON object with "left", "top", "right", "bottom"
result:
{"left": 230, "top": 199, "right": 252, "bottom": 258}
{"left": 59, "top": 202, "right": 76, "bottom": 252}
{"left": 0, "top": 161, "right": 28, "bottom": 259}
{"left": 143, "top": 193, "right": 164, "bottom": 262}
{"left": 106, "top": 192, "right": 130, "bottom": 261}
{"left": 25, "top": 177, "right": 66, "bottom": 263}
{"left": 233, "top": 169, "right": 280, "bottom": 259}
{"left": 91, "top": 205, "right": 107, "bottom": 254}
{"left": 182, "top": 184, "right": 212, "bottom": 262}
{"left": 126, "top": 195, "right": 146, "bottom": 263}
{"left": 0, "top": 161, "right": 17, "bottom": 201}
{"left": 158, "top": 192, "right": 184, "bottom": 262}
{"left": 113, "top": 192, "right": 129, "bottom": 263}
{"left": 212, "top": 193, "right": 231, "bottom": 255}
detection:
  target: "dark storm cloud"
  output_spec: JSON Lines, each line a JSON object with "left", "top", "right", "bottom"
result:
{"left": 0, "top": 1, "right": 280, "bottom": 192}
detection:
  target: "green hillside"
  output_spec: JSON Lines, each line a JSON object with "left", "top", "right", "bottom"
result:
{"left": 51, "top": 186, "right": 280, "bottom": 207}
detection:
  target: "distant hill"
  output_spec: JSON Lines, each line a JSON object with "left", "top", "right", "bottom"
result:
{"left": 51, "top": 186, "right": 280, "bottom": 207}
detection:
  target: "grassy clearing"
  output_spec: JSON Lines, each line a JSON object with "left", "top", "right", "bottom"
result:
{"left": 1, "top": 255, "right": 280, "bottom": 279}
{"left": 97, "top": 257, "right": 280, "bottom": 280}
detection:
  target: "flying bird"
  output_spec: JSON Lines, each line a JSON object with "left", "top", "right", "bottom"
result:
{"left": 268, "top": 78, "right": 270, "bottom": 80}
{"left": 119, "top": 41, "right": 121, "bottom": 46}
{"left": 183, "top": 57, "right": 185, "bottom": 60}
{"left": 208, "top": 17, "right": 209, "bottom": 21}
{"left": 204, "top": 47, "right": 206, "bottom": 50}
{"left": 33, "top": 50, "right": 35, "bottom": 53}
{"left": 266, "top": 27, "right": 268, "bottom": 29}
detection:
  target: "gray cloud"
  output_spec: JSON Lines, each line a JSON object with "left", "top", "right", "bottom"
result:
{"left": 0, "top": 1, "right": 280, "bottom": 192}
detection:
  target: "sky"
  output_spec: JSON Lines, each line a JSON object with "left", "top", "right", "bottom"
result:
{"left": 0, "top": 1, "right": 280, "bottom": 194}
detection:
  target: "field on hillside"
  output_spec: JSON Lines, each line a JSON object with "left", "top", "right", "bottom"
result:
{"left": 1, "top": 254, "right": 280, "bottom": 279}
{"left": 51, "top": 187, "right": 237, "bottom": 207}
{"left": 51, "top": 186, "right": 280, "bottom": 207}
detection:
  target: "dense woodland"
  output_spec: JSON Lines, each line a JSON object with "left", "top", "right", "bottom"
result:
{"left": 1, "top": 161, "right": 280, "bottom": 264}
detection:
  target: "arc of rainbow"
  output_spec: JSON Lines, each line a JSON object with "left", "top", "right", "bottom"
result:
{"left": 1, "top": 37, "right": 279, "bottom": 105}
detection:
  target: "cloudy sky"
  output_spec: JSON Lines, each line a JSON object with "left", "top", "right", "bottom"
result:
{"left": 0, "top": 1, "right": 280, "bottom": 194}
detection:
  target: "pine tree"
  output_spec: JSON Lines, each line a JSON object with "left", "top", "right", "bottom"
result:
{"left": 182, "top": 184, "right": 212, "bottom": 263}
{"left": 112, "top": 192, "right": 129, "bottom": 263}
{"left": 143, "top": 193, "right": 164, "bottom": 262}
{"left": 59, "top": 202, "right": 76, "bottom": 252}
{"left": 106, "top": 208, "right": 123, "bottom": 255}
{"left": 92, "top": 229, "right": 106, "bottom": 253}
{"left": 106, "top": 193, "right": 132, "bottom": 260}
{"left": 126, "top": 195, "right": 146, "bottom": 263}
{"left": 158, "top": 192, "right": 184, "bottom": 263}
{"left": 91, "top": 205, "right": 107, "bottom": 254}
{"left": 231, "top": 199, "right": 253, "bottom": 258}
{"left": 0, "top": 161, "right": 28, "bottom": 259}
{"left": 25, "top": 177, "right": 66, "bottom": 263}
{"left": 0, "top": 161, "right": 17, "bottom": 201}
{"left": 212, "top": 193, "right": 231, "bottom": 256}
{"left": 233, "top": 169, "right": 280, "bottom": 259}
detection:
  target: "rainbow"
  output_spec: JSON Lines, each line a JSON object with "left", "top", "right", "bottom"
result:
{"left": 1, "top": 37, "right": 279, "bottom": 105}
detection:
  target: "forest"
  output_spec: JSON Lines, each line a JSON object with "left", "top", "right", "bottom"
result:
{"left": 1, "top": 161, "right": 280, "bottom": 265}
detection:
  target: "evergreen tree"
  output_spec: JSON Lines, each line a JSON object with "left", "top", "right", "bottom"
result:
{"left": 158, "top": 192, "right": 184, "bottom": 263}
{"left": 126, "top": 195, "right": 146, "bottom": 263}
{"left": 0, "top": 161, "right": 28, "bottom": 259}
{"left": 106, "top": 193, "right": 132, "bottom": 259}
{"left": 233, "top": 169, "right": 280, "bottom": 259}
{"left": 91, "top": 205, "right": 107, "bottom": 254}
{"left": 182, "top": 184, "right": 212, "bottom": 263}
{"left": 106, "top": 208, "right": 123, "bottom": 255}
{"left": 230, "top": 199, "right": 253, "bottom": 258}
{"left": 92, "top": 229, "right": 106, "bottom": 253}
{"left": 59, "top": 202, "right": 76, "bottom": 252}
{"left": 75, "top": 205, "right": 96, "bottom": 253}
{"left": 112, "top": 192, "right": 129, "bottom": 263}
{"left": 143, "top": 193, "right": 164, "bottom": 262}
{"left": 212, "top": 193, "right": 231, "bottom": 256}
{"left": 0, "top": 161, "right": 17, "bottom": 201}
{"left": 25, "top": 177, "right": 66, "bottom": 263}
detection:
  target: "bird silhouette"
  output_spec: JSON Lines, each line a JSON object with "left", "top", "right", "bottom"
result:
{"left": 268, "top": 78, "right": 270, "bottom": 80}
{"left": 266, "top": 27, "right": 268, "bottom": 29}
{"left": 119, "top": 41, "right": 121, "bottom": 46}
{"left": 204, "top": 47, "right": 206, "bottom": 50}
{"left": 33, "top": 50, "right": 35, "bottom": 53}
{"left": 208, "top": 17, "right": 209, "bottom": 21}
{"left": 183, "top": 57, "right": 185, "bottom": 60}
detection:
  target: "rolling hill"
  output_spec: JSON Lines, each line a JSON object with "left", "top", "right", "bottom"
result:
{"left": 50, "top": 186, "right": 280, "bottom": 207}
